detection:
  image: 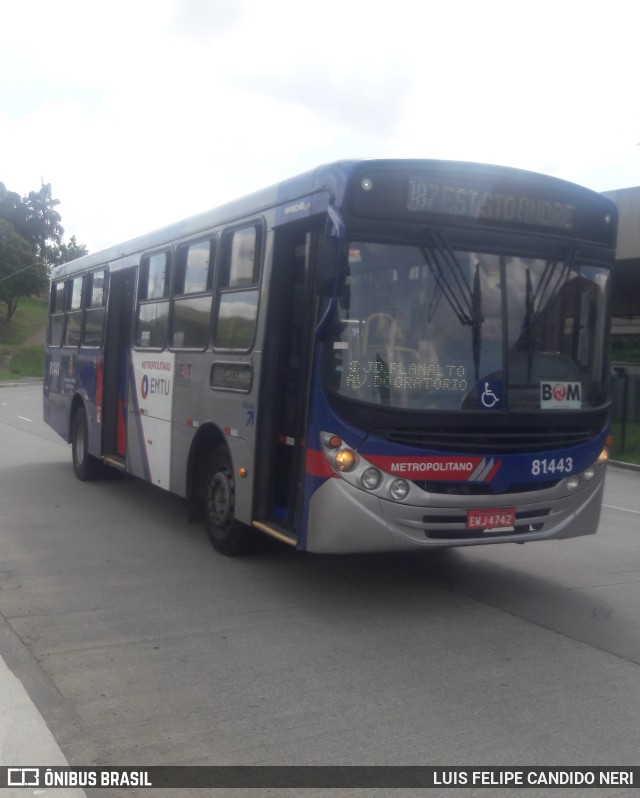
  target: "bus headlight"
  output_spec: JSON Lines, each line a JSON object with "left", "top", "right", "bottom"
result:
{"left": 335, "top": 449, "right": 358, "bottom": 472}
{"left": 321, "top": 432, "right": 413, "bottom": 501}
{"left": 582, "top": 465, "right": 596, "bottom": 482}
{"left": 361, "top": 467, "right": 382, "bottom": 490}
{"left": 566, "top": 476, "right": 580, "bottom": 491}
{"left": 390, "top": 479, "right": 410, "bottom": 501}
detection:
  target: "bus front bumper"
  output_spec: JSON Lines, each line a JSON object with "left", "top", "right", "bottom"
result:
{"left": 304, "top": 471, "right": 605, "bottom": 554}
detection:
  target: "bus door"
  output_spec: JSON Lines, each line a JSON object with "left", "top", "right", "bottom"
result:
{"left": 102, "top": 267, "right": 135, "bottom": 465}
{"left": 256, "top": 227, "right": 317, "bottom": 534}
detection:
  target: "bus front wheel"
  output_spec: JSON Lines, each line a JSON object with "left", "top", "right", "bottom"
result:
{"left": 71, "top": 406, "right": 102, "bottom": 481}
{"left": 204, "top": 446, "right": 255, "bottom": 556}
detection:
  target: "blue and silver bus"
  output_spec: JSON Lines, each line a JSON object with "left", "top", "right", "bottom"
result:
{"left": 44, "top": 159, "right": 616, "bottom": 555}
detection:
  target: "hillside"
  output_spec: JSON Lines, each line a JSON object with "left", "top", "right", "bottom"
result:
{"left": 0, "top": 297, "right": 48, "bottom": 381}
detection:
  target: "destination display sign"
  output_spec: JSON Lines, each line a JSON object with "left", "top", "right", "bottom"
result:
{"left": 348, "top": 163, "right": 617, "bottom": 246}
{"left": 407, "top": 178, "right": 575, "bottom": 231}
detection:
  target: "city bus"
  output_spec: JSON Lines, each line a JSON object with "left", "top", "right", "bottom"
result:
{"left": 44, "top": 159, "right": 617, "bottom": 556}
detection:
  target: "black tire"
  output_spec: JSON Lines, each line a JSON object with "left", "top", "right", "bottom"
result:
{"left": 71, "top": 406, "right": 102, "bottom": 481}
{"left": 204, "top": 445, "right": 255, "bottom": 556}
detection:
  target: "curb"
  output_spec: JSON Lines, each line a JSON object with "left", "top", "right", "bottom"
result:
{"left": 609, "top": 460, "right": 640, "bottom": 473}
{"left": 0, "top": 379, "right": 43, "bottom": 388}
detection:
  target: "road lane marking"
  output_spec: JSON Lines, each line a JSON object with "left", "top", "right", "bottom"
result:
{"left": 17, "top": 416, "right": 32, "bottom": 422}
{"left": 603, "top": 504, "right": 640, "bottom": 515}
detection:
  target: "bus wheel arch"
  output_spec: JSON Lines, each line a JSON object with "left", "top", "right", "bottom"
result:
{"left": 203, "top": 443, "right": 256, "bottom": 556}
{"left": 187, "top": 424, "right": 226, "bottom": 505}
{"left": 70, "top": 398, "right": 102, "bottom": 481}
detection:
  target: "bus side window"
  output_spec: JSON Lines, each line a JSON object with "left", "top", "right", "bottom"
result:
{"left": 136, "top": 252, "right": 171, "bottom": 348}
{"left": 83, "top": 269, "right": 107, "bottom": 347}
{"left": 64, "top": 275, "right": 84, "bottom": 347}
{"left": 213, "top": 225, "right": 261, "bottom": 351}
{"left": 49, "top": 281, "right": 66, "bottom": 346}
{"left": 171, "top": 239, "right": 215, "bottom": 350}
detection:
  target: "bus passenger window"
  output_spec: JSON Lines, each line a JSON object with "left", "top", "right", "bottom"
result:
{"left": 136, "top": 302, "right": 170, "bottom": 348}
{"left": 179, "top": 240, "right": 212, "bottom": 294}
{"left": 64, "top": 276, "right": 84, "bottom": 347}
{"left": 136, "top": 252, "right": 171, "bottom": 349}
{"left": 213, "top": 226, "right": 261, "bottom": 351}
{"left": 83, "top": 270, "right": 106, "bottom": 347}
{"left": 90, "top": 270, "right": 106, "bottom": 307}
{"left": 49, "top": 281, "right": 66, "bottom": 346}
{"left": 146, "top": 253, "right": 168, "bottom": 299}
{"left": 213, "top": 290, "right": 259, "bottom": 350}
{"left": 171, "top": 240, "right": 215, "bottom": 349}
{"left": 221, "top": 226, "right": 259, "bottom": 288}
{"left": 172, "top": 296, "right": 213, "bottom": 349}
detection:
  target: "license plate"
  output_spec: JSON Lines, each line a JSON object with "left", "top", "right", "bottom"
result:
{"left": 466, "top": 507, "right": 516, "bottom": 532}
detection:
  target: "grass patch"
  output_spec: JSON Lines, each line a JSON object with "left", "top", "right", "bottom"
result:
{"left": 1, "top": 346, "right": 45, "bottom": 379}
{"left": 0, "top": 296, "right": 47, "bottom": 380}
{"left": 0, "top": 296, "right": 48, "bottom": 344}
{"left": 611, "top": 336, "right": 640, "bottom": 364}
{"left": 610, "top": 420, "right": 640, "bottom": 466}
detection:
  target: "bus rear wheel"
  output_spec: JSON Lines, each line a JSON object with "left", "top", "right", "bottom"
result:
{"left": 204, "top": 446, "right": 255, "bottom": 556}
{"left": 71, "top": 406, "right": 102, "bottom": 481}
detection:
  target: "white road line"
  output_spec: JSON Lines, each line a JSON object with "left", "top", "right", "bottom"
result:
{"left": 603, "top": 504, "right": 640, "bottom": 515}
{"left": 17, "top": 416, "right": 32, "bottom": 422}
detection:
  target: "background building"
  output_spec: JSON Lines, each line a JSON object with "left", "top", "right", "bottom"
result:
{"left": 602, "top": 187, "right": 640, "bottom": 461}
{"left": 603, "top": 187, "right": 640, "bottom": 356}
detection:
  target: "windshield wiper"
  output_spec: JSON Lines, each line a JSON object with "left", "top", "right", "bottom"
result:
{"left": 524, "top": 267, "right": 535, "bottom": 381}
{"left": 421, "top": 232, "right": 475, "bottom": 326}
{"left": 420, "top": 231, "right": 484, "bottom": 382}
{"left": 471, "top": 262, "right": 483, "bottom": 383}
{"left": 521, "top": 248, "right": 577, "bottom": 380}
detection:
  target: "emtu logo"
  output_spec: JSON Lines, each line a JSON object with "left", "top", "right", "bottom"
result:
{"left": 141, "top": 374, "right": 149, "bottom": 399}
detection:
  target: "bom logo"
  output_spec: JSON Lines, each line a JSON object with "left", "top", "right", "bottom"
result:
{"left": 540, "top": 381, "right": 581, "bottom": 409}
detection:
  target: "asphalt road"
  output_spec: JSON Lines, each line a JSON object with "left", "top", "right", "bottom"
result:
{"left": 1, "top": 383, "right": 640, "bottom": 797}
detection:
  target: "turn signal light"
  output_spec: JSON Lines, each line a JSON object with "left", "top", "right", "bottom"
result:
{"left": 335, "top": 449, "right": 358, "bottom": 472}
{"left": 327, "top": 435, "right": 343, "bottom": 449}
{"left": 597, "top": 448, "right": 609, "bottom": 466}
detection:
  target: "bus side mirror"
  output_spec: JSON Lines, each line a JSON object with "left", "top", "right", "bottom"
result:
{"left": 315, "top": 234, "right": 342, "bottom": 295}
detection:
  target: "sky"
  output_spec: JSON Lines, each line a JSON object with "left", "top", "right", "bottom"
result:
{"left": 1, "top": 0, "right": 640, "bottom": 254}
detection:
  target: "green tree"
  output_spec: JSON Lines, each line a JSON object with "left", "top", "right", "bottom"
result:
{"left": 0, "top": 184, "right": 24, "bottom": 233}
{"left": 0, "top": 181, "right": 74, "bottom": 269}
{"left": 0, "top": 181, "right": 88, "bottom": 321}
{"left": 55, "top": 234, "right": 89, "bottom": 266}
{"left": 24, "top": 183, "right": 64, "bottom": 265}
{"left": 0, "top": 219, "right": 49, "bottom": 321}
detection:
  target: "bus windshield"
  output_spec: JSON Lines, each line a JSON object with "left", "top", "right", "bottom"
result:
{"left": 324, "top": 239, "right": 610, "bottom": 412}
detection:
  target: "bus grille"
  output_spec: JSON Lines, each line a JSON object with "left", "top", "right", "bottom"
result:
{"left": 412, "top": 479, "right": 560, "bottom": 496}
{"left": 374, "top": 426, "right": 595, "bottom": 454}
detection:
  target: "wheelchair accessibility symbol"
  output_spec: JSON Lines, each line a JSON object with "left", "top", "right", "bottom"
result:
{"left": 480, "top": 380, "right": 503, "bottom": 409}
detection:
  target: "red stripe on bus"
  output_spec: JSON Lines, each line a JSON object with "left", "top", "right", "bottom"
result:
{"left": 486, "top": 458, "right": 502, "bottom": 481}
{"left": 305, "top": 449, "right": 334, "bottom": 478}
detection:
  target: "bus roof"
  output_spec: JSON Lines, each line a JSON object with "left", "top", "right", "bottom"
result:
{"left": 50, "top": 159, "right": 360, "bottom": 279}
{"left": 51, "top": 159, "right": 615, "bottom": 279}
